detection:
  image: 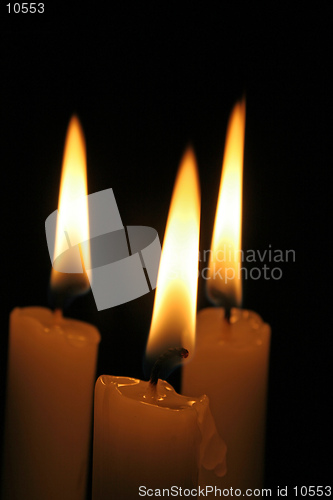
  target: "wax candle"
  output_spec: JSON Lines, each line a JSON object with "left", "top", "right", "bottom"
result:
{"left": 182, "top": 308, "right": 270, "bottom": 491}
{"left": 92, "top": 375, "right": 226, "bottom": 499}
{"left": 182, "top": 100, "right": 271, "bottom": 491}
{"left": 92, "top": 148, "right": 227, "bottom": 498}
{"left": 2, "top": 307, "right": 100, "bottom": 500}
{"left": 2, "top": 116, "right": 101, "bottom": 500}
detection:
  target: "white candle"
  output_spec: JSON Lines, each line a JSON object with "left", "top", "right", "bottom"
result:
{"left": 182, "top": 307, "right": 270, "bottom": 490}
{"left": 182, "top": 100, "right": 271, "bottom": 490}
{"left": 2, "top": 307, "right": 100, "bottom": 500}
{"left": 92, "top": 148, "right": 226, "bottom": 498}
{"left": 92, "top": 375, "right": 226, "bottom": 499}
{"left": 2, "top": 116, "right": 100, "bottom": 499}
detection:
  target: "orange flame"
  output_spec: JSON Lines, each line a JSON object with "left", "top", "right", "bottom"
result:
{"left": 146, "top": 148, "right": 200, "bottom": 361}
{"left": 51, "top": 116, "right": 91, "bottom": 292}
{"left": 207, "top": 99, "right": 246, "bottom": 308}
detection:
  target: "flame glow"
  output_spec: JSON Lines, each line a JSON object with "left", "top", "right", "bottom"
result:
{"left": 146, "top": 148, "right": 200, "bottom": 361}
{"left": 207, "top": 99, "right": 246, "bottom": 307}
{"left": 51, "top": 116, "right": 91, "bottom": 290}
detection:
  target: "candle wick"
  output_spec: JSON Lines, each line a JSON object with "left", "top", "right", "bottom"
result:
{"left": 53, "top": 308, "right": 63, "bottom": 325}
{"left": 224, "top": 307, "right": 231, "bottom": 324}
{"left": 207, "top": 289, "right": 234, "bottom": 323}
{"left": 48, "top": 244, "right": 90, "bottom": 311}
{"left": 144, "top": 381, "right": 158, "bottom": 402}
{"left": 149, "top": 347, "right": 189, "bottom": 386}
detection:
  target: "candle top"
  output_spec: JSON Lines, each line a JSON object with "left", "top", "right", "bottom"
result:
{"left": 96, "top": 375, "right": 227, "bottom": 477}
{"left": 100, "top": 375, "right": 200, "bottom": 411}
{"left": 196, "top": 307, "right": 270, "bottom": 350}
{"left": 12, "top": 307, "right": 101, "bottom": 346}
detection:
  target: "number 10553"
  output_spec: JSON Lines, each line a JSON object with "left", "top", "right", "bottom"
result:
{"left": 6, "top": 3, "right": 44, "bottom": 13}
{"left": 294, "top": 486, "right": 331, "bottom": 496}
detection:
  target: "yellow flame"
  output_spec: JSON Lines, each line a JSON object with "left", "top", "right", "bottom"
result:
{"left": 146, "top": 148, "right": 200, "bottom": 360}
{"left": 51, "top": 116, "right": 91, "bottom": 288}
{"left": 207, "top": 99, "right": 246, "bottom": 307}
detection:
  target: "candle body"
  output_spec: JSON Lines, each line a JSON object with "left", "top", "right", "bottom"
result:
{"left": 92, "top": 375, "right": 227, "bottom": 500}
{"left": 182, "top": 307, "right": 271, "bottom": 491}
{"left": 2, "top": 307, "right": 101, "bottom": 500}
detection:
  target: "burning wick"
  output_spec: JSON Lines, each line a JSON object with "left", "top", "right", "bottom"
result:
{"left": 221, "top": 297, "right": 233, "bottom": 324}
{"left": 149, "top": 348, "right": 189, "bottom": 386}
{"left": 49, "top": 243, "right": 90, "bottom": 310}
{"left": 207, "top": 288, "right": 233, "bottom": 324}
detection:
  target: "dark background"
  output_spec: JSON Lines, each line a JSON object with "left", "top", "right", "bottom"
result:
{"left": 1, "top": 5, "right": 331, "bottom": 495}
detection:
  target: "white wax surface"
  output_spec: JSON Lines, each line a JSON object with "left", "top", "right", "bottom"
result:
{"left": 182, "top": 307, "right": 271, "bottom": 491}
{"left": 2, "top": 307, "right": 101, "bottom": 500}
{"left": 92, "top": 375, "right": 227, "bottom": 500}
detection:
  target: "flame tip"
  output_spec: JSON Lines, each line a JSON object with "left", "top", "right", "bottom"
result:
{"left": 184, "top": 143, "right": 194, "bottom": 153}
{"left": 67, "top": 115, "right": 85, "bottom": 134}
{"left": 181, "top": 146, "right": 197, "bottom": 164}
{"left": 207, "top": 99, "right": 245, "bottom": 306}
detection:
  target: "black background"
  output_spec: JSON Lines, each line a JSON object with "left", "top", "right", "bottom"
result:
{"left": 1, "top": 5, "right": 331, "bottom": 495}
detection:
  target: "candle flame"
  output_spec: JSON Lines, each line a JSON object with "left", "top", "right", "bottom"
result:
{"left": 207, "top": 99, "right": 246, "bottom": 308}
{"left": 146, "top": 148, "right": 200, "bottom": 362}
{"left": 51, "top": 116, "right": 91, "bottom": 294}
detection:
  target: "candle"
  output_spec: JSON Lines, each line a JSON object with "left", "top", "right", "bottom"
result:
{"left": 2, "top": 308, "right": 100, "bottom": 500}
{"left": 2, "top": 116, "right": 101, "bottom": 500}
{"left": 92, "top": 148, "right": 226, "bottom": 499}
{"left": 182, "top": 308, "right": 270, "bottom": 492}
{"left": 93, "top": 376, "right": 226, "bottom": 499}
{"left": 182, "top": 100, "right": 271, "bottom": 491}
